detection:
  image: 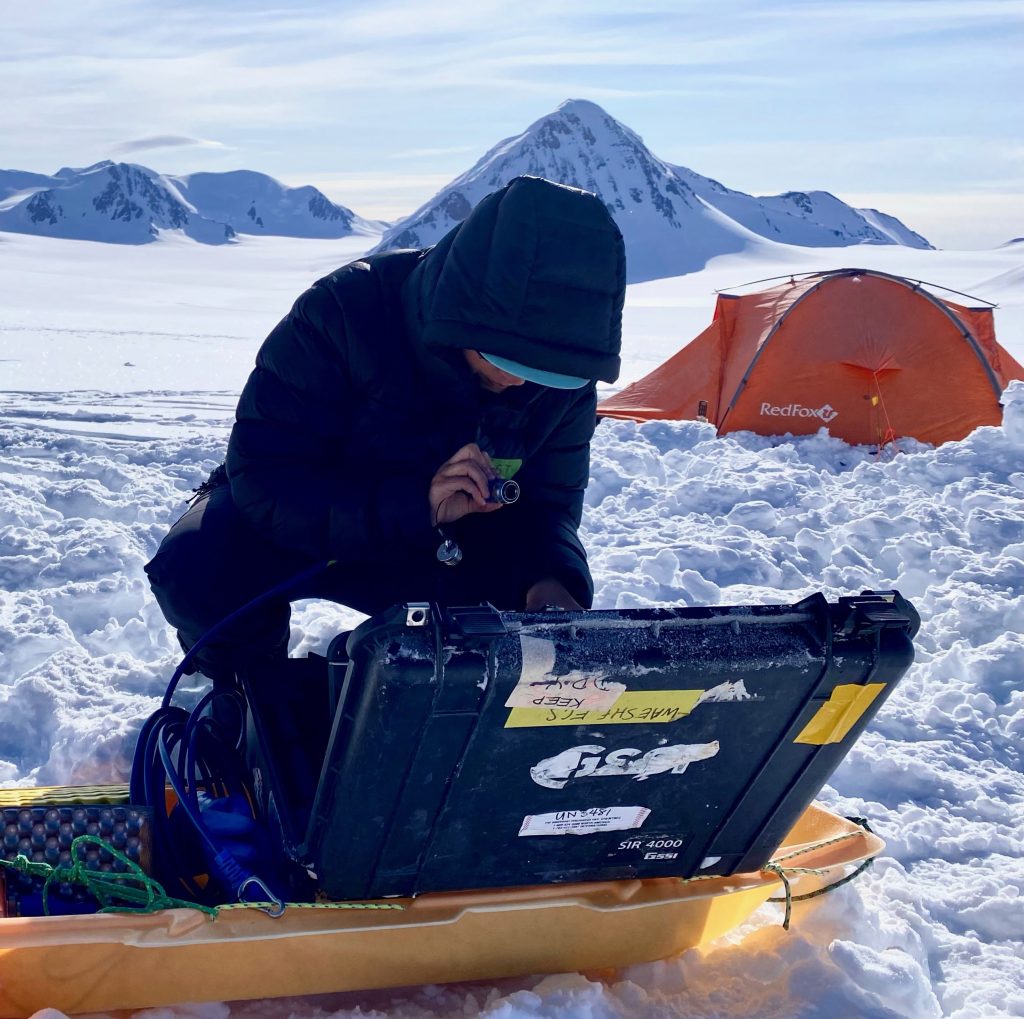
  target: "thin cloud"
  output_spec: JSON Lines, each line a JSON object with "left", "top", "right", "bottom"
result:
{"left": 2, "top": 0, "right": 1020, "bottom": 252}
{"left": 390, "top": 145, "right": 479, "bottom": 160}
{"left": 292, "top": 171, "right": 456, "bottom": 220}
{"left": 111, "top": 135, "right": 230, "bottom": 155}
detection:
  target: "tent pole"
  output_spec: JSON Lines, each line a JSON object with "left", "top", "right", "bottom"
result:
{"left": 715, "top": 268, "right": 998, "bottom": 308}
{"left": 714, "top": 272, "right": 815, "bottom": 292}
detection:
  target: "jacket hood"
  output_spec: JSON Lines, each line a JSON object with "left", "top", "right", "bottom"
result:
{"left": 401, "top": 176, "right": 625, "bottom": 384}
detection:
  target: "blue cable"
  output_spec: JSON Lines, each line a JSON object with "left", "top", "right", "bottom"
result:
{"left": 132, "top": 557, "right": 337, "bottom": 912}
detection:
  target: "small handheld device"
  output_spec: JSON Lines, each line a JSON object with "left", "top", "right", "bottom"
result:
{"left": 488, "top": 478, "right": 520, "bottom": 504}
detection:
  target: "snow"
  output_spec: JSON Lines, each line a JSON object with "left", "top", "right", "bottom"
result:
{"left": 1, "top": 232, "right": 1023, "bottom": 1017}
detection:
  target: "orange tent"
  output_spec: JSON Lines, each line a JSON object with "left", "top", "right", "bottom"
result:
{"left": 599, "top": 268, "right": 1024, "bottom": 447}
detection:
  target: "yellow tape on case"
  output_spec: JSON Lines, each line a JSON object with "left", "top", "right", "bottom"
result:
{"left": 794, "top": 683, "right": 886, "bottom": 745}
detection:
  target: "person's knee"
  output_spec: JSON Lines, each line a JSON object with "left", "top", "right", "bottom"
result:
{"left": 146, "top": 498, "right": 296, "bottom": 671}
{"left": 146, "top": 518, "right": 213, "bottom": 622}
{"left": 145, "top": 529, "right": 193, "bottom": 595}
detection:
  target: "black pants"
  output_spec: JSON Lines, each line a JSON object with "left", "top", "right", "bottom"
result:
{"left": 145, "top": 483, "right": 521, "bottom": 680}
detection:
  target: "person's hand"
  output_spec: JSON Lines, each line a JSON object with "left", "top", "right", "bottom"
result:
{"left": 429, "top": 443, "right": 505, "bottom": 527}
{"left": 524, "top": 577, "right": 584, "bottom": 612}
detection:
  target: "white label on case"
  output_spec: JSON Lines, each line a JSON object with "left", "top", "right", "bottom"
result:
{"left": 518, "top": 806, "right": 651, "bottom": 837}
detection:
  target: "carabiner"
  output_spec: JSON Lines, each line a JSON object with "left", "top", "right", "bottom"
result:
{"left": 237, "top": 875, "right": 286, "bottom": 918}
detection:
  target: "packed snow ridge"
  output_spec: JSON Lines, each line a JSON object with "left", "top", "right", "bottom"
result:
{"left": 0, "top": 162, "right": 381, "bottom": 244}
{"left": 374, "top": 99, "right": 932, "bottom": 283}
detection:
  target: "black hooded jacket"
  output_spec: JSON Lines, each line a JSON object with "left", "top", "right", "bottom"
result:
{"left": 224, "top": 177, "right": 626, "bottom": 608}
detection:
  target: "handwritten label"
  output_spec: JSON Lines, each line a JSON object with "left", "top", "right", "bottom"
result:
{"left": 504, "top": 674, "right": 625, "bottom": 711}
{"left": 504, "top": 635, "right": 625, "bottom": 711}
{"left": 505, "top": 690, "right": 703, "bottom": 728}
{"left": 518, "top": 806, "right": 651, "bottom": 837}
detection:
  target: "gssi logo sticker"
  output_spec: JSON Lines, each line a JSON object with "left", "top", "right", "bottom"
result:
{"left": 530, "top": 742, "right": 720, "bottom": 790}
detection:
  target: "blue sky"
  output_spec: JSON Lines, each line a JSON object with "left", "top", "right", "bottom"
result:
{"left": 4, "top": 0, "right": 1021, "bottom": 247}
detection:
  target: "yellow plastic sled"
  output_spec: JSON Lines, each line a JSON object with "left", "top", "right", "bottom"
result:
{"left": 0, "top": 799, "right": 880, "bottom": 1017}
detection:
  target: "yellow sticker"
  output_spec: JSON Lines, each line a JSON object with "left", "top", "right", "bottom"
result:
{"left": 504, "top": 690, "right": 703, "bottom": 728}
{"left": 793, "top": 683, "right": 886, "bottom": 745}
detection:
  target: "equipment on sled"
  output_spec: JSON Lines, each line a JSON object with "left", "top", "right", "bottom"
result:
{"left": 0, "top": 590, "right": 919, "bottom": 1016}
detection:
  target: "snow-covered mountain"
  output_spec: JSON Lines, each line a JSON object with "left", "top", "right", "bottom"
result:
{"left": 0, "top": 163, "right": 378, "bottom": 244}
{"left": 669, "top": 163, "right": 932, "bottom": 249}
{"left": 848, "top": 205, "right": 930, "bottom": 248}
{"left": 373, "top": 100, "right": 932, "bottom": 282}
{"left": 0, "top": 162, "right": 235, "bottom": 244}
{"left": 167, "top": 170, "right": 383, "bottom": 239}
{"left": 0, "top": 168, "right": 64, "bottom": 202}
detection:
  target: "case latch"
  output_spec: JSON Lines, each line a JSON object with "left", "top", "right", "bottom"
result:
{"left": 443, "top": 603, "right": 508, "bottom": 642}
{"left": 835, "top": 591, "right": 920, "bottom": 638}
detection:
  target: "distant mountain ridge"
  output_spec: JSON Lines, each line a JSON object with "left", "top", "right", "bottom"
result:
{"left": 167, "top": 170, "right": 382, "bottom": 239}
{"left": 668, "top": 163, "right": 930, "bottom": 250}
{"left": 1, "top": 102, "right": 933, "bottom": 270}
{"left": 0, "top": 162, "right": 380, "bottom": 244}
{"left": 374, "top": 99, "right": 932, "bottom": 282}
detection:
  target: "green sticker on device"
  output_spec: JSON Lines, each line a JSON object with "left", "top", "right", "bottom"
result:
{"left": 490, "top": 458, "right": 522, "bottom": 480}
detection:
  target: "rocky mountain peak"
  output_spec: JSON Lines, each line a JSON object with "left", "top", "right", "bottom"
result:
{"left": 376, "top": 99, "right": 698, "bottom": 269}
{"left": 374, "top": 99, "right": 932, "bottom": 281}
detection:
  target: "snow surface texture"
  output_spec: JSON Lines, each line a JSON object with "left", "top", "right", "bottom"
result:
{"left": 373, "top": 99, "right": 932, "bottom": 283}
{"left": 1, "top": 236, "right": 1022, "bottom": 1017}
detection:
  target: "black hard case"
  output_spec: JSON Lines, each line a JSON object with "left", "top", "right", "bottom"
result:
{"left": 275, "top": 593, "right": 917, "bottom": 900}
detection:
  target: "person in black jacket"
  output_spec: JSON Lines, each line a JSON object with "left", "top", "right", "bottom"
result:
{"left": 145, "top": 176, "right": 626, "bottom": 679}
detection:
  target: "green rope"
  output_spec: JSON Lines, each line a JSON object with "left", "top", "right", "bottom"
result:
{"left": 761, "top": 863, "right": 826, "bottom": 930}
{"left": 1, "top": 838, "right": 409, "bottom": 919}
{"left": 766, "top": 856, "right": 876, "bottom": 929}
{"left": 0, "top": 835, "right": 217, "bottom": 917}
{"left": 2, "top": 819, "right": 877, "bottom": 926}
{"left": 764, "top": 817, "right": 878, "bottom": 930}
